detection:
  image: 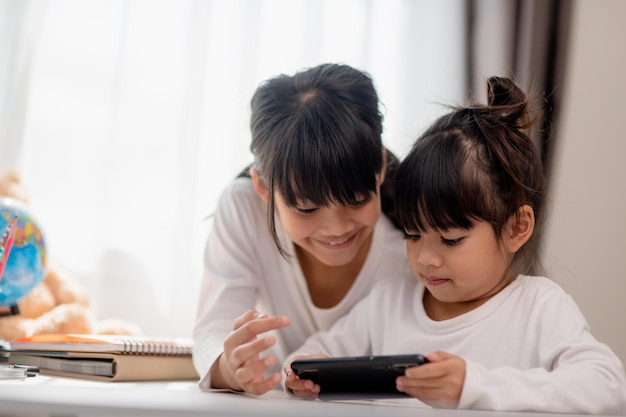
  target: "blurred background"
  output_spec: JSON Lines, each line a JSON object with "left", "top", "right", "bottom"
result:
{"left": 0, "top": 0, "right": 624, "bottom": 365}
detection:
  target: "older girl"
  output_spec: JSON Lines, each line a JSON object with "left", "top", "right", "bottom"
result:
{"left": 193, "top": 63, "right": 412, "bottom": 395}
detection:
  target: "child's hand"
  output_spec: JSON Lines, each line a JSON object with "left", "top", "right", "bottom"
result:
{"left": 283, "top": 355, "right": 327, "bottom": 399}
{"left": 396, "top": 351, "right": 465, "bottom": 408}
{"left": 213, "top": 310, "right": 291, "bottom": 395}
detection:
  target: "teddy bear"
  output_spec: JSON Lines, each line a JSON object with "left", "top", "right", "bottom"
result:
{"left": 0, "top": 169, "right": 141, "bottom": 341}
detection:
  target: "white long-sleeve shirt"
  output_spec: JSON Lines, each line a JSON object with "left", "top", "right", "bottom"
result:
{"left": 192, "top": 177, "right": 412, "bottom": 390}
{"left": 289, "top": 274, "right": 626, "bottom": 414}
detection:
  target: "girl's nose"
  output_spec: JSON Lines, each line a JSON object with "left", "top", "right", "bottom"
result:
{"left": 416, "top": 244, "right": 442, "bottom": 268}
{"left": 320, "top": 207, "right": 355, "bottom": 236}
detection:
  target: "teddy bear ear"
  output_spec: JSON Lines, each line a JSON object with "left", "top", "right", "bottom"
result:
{"left": 0, "top": 169, "right": 29, "bottom": 204}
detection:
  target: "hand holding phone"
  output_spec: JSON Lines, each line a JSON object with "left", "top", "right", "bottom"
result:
{"left": 290, "top": 354, "right": 429, "bottom": 400}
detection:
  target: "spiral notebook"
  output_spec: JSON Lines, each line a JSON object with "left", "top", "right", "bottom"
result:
{"left": 9, "top": 333, "right": 193, "bottom": 355}
{"left": 6, "top": 334, "right": 198, "bottom": 381}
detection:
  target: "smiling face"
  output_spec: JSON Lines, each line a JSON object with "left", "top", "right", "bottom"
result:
{"left": 250, "top": 147, "right": 386, "bottom": 270}
{"left": 272, "top": 190, "right": 382, "bottom": 267}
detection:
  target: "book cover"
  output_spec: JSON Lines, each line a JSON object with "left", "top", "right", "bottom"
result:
{"left": 9, "top": 333, "right": 193, "bottom": 355}
{"left": 8, "top": 351, "right": 199, "bottom": 382}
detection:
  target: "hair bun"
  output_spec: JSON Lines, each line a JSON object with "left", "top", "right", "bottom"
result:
{"left": 486, "top": 76, "right": 529, "bottom": 128}
{"left": 486, "top": 76, "right": 526, "bottom": 106}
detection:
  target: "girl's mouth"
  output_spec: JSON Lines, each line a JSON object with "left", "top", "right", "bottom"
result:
{"left": 423, "top": 276, "right": 449, "bottom": 286}
{"left": 318, "top": 233, "right": 357, "bottom": 250}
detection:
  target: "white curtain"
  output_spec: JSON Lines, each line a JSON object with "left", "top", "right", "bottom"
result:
{"left": 0, "top": 0, "right": 467, "bottom": 337}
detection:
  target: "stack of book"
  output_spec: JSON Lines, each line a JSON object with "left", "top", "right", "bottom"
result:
{"left": 5, "top": 333, "right": 199, "bottom": 382}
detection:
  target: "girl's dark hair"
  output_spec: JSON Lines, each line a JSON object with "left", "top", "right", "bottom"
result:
{"left": 395, "top": 76, "right": 545, "bottom": 276}
{"left": 239, "top": 63, "right": 399, "bottom": 256}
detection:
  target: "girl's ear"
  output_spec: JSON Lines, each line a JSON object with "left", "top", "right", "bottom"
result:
{"left": 503, "top": 205, "right": 535, "bottom": 253}
{"left": 250, "top": 168, "right": 270, "bottom": 204}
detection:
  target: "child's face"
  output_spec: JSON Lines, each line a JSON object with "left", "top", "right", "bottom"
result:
{"left": 274, "top": 191, "right": 381, "bottom": 268}
{"left": 405, "top": 220, "right": 512, "bottom": 315}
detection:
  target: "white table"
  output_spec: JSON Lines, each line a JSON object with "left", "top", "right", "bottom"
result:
{"left": 0, "top": 374, "right": 602, "bottom": 417}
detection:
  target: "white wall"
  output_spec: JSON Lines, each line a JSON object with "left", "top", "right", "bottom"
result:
{"left": 543, "top": 0, "right": 626, "bottom": 366}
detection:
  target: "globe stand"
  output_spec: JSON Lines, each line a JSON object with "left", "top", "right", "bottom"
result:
{"left": 0, "top": 304, "right": 20, "bottom": 317}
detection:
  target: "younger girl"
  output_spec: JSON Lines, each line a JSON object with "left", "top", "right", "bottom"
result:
{"left": 192, "top": 63, "right": 412, "bottom": 395}
{"left": 284, "top": 76, "right": 626, "bottom": 414}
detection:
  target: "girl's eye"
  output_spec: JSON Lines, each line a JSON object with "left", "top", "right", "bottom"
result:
{"left": 295, "top": 207, "right": 318, "bottom": 215}
{"left": 403, "top": 232, "right": 421, "bottom": 241}
{"left": 441, "top": 237, "right": 462, "bottom": 246}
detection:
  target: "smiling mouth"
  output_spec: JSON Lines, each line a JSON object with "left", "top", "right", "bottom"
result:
{"left": 327, "top": 237, "right": 350, "bottom": 245}
{"left": 319, "top": 233, "right": 357, "bottom": 249}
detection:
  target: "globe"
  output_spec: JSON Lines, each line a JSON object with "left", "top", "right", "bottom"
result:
{"left": 0, "top": 196, "right": 47, "bottom": 308}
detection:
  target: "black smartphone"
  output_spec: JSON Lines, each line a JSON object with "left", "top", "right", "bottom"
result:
{"left": 290, "top": 354, "right": 428, "bottom": 400}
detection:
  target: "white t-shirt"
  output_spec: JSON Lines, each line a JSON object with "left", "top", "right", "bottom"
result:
{"left": 192, "top": 177, "right": 412, "bottom": 390}
{"left": 289, "top": 274, "right": 626, "bottom": 414}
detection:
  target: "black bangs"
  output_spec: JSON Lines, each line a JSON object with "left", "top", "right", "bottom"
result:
{"left": 273, "top": 96, "right": 383, "bottom": 207}
{"left": 395, "top": 130, "right": 486, "bottom": 233}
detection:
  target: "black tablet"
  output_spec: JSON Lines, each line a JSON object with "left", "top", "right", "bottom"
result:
{"left": 290, "top": 354, "right": 428, "bottom": 400}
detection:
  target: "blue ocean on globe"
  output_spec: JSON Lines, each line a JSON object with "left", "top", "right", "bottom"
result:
{"left": 0, "top": 196, "right": 47, "bottom": 307}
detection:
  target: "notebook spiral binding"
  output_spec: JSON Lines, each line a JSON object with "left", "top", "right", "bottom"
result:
{"left": 119, "top": 339, "right": 192, "bottom": 355}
